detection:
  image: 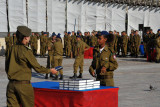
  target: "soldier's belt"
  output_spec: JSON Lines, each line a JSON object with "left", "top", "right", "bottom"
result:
{"left": 10, "top": 80, "right": 30, "bottom": 84}
{"left": 97, "top": 75, "right": 113, "bottom": 79}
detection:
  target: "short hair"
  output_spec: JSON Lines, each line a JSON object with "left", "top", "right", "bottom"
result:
{"left": 16, "top": 31, "right": 25, "bottom": 44}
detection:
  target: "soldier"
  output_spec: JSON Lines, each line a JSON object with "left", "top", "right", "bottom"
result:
{"left": 71, "top": 31, "right": 76, "bottom": 58}
{"left": 143, "top": 30, "right": 150, "bottom": 56}
{"left": 5, "top": 26, "right": 57, "bottom": 107}
{"left": 66, "top": 32, "right": 72, "bottom": 58}
{"left": 117, "top": 32, "right": 121, "bottom": 55}
{"left": 155, "top": 34, "right": 160, "bottom": 63}
{"left": 53, "top": 34, "right": 63, "bottom": 80}
{"left": 70, "top": 35, "right": 90, "bottom": 78}
{"left": 40, "top": 32, "right": 48, "bottom": 57}
{"left": 129, "top": 32, "right": 135, "bottom": 56}
{"left": 90, "top": 31, "right": 97, "bottom": 47}
{"left": 113, "top": 30, "right": 118, "bottom": 54}
{"left": 83, "top": 32, "right": 88, "bottom": 44}
{"left": 64, "top": 31, "right": 68, "bottom": 55}
{"left": 121, "top": 31, "right": 128, "bottom": 57}
{"left": 155, "top": 29, "right": 160, "bottom": 39}
{"left": 149, "top": 29, "right": 155, "bottom": 39}
{"left": 45, "top": 33, "right": 56, "bottom": 79}
{"left": 89, "top": 31, "right": 118, "bottom": 86}
{"left": 79, "top": 32, "right": 84, "bottom": 41}
{"left": 5, "top": 33, "right": 13, "bottom": 54}
{"left": 133, "top": 30, "right": 141, "bottom": 57}
{"left": 30, "top": 32, "right": 36, "bottom": 55}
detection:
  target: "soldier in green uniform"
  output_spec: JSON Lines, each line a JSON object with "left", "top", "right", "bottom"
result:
{"left": 155, "top": 34, "right": 160, "bottom": 63}
{"left": 89, "top": 31, "right": 118, "bottom": 86}
{"left": 121, "top": 31, "right": 128, "bottom": 57}
{"left": 90, "top": 31, "right": 97, "bottom": 47}
{"left": 83, "top": 32, "right": 88, "bottom": 44}
{"left": 70, "top": 35, "right": 90, "bottom": 78}
{"left": 5, "top": 26, "right": 57, "bottom": 107}
{"left": 45, "top": 33, "right": 57, "bottom": 79}
{"left": 79, "top": 32, "right": 84, "bottom": 41}
{"left": 64, "top": 31, "right": 68, "bottom": 55}
{"left": 53, "top": 34, "right": 63, "bottom": 80}
{"left": 30, "top": 33, "right": 35, "bottom": 55}
{"left": 113, "top": 30, "right": 118, "bottom": 54}
{"left": 40, "top": 32, "right": 48, "bottom": 57}
{"left": 66, "top": 32, "right": 72, "bottom": 58}
{"left": 117, "top": 32, "right": 121, "bottom": 55}
{"left": 5, "top": 33, "right": 13, "bottom": 54}
{"left": 143, "top": 30, "right": 150, "bottom": 57}
{"left": 155, "top": 29, "right": 160, "bottom": 39}
{"left": 71, "top": 31, "right": 76, "bottom": 58}
{"left": 134, "top": 30, "right": 141, "bottom": 57}
{"left": 129, "top": 32, "right": 135, "bottom": 56}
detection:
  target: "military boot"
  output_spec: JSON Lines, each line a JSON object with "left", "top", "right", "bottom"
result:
{"left": 77, "top": 73, "right": 82, "bottom": 78}
{"left": 53, "top": 75, "right": 58, "bottom": 80}
{"left": 69, "top": 73, "right": 77, "bottom": 79}
{"left": 59, "top": 75, "right": 63, "bottom": 80}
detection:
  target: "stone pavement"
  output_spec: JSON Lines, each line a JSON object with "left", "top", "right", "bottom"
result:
{"left": 0, "top": 56, "right": 160, "bottom": 107}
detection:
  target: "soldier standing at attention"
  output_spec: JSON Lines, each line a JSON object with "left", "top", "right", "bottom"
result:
{"left": 30, "top": 32, "right": 35, "bottom": 55}
{"left": 134, "top": 30, "right": 141, "bottom": 57}
{"left": 66, "top": 32, "right": 72, "bottom": 58}
{"left": 64, "top": 31, "right": 68, "bottom": 55}
{"left": 113, "top": 30, "right": 118, "bottom": 54}
{"left": 155, "top": 34, "right": 160, "bottom": 63}
{"left": 5, "top": 26, "right": 57, "bottom": 107}
{"left": 71, "top": 31, "right": 76, "bottom": 58}
{"left": 121, "top": 31, "right": 128, "bottom": 57}
{"left": 129, "top": 32, "right": 135, "bottom": 56}
{"left": 143, "top": 30, "right": 150, "bottom": 57}
{"left": 70, "top": 36, "right": 90, "bottom": 79}
{"left": 45, "top": 33, "right": 56, "bottom": 79}
{"left": 89, "top": 31, "right": 118, "bottom": 86}
{"left": 40, "top": 32, "right": 48, "bottom": 57}
{"left": 53, "top": 34, "right": 63, "bottom": 80}
{"left": 117, "top": 32, "right": 121, "bottom": 55}
{"left": 90, "top": 31, "right": 97, "bottom": 47}
{"left": 5, "top": 33, "right": 13, "bottom": 54}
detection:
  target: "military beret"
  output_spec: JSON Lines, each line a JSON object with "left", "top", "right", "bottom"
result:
{"left": 76, "top": 35, "right": 81, "bottom": 38}
{"left": 158, "top": 29, "right": 160, "bottom": 32}
{"left": 43, "top": 32, "right": 47, "bottom": 34}
{"left": 52, "top": 32, "right": 56, "bottom": 36}
{"left": 101, "top": 31, "right": 109, "bottom": 36}
{"left": 56, "top": 33, "right": 61, "bottom": 38}
{"left": 17, "top": 26, "right": 31, "bottom": 37}
{"left": 68, "top": 32, "right": 71, "bottom": 34}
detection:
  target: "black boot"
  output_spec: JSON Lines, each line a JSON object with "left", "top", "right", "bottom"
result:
{"left": 77, "top": 73, "right": 82, "bottom": 78}
{"left": 45, "top": 74, "right": 48, "bottom": 79}
{"left": 53, "top": 75, "right": 58, "bottom": 80}
{"left": 59, "top": 75, "right": 63, "bottom": 80}
{"left": 70, "top": 73, "right": 77, "bottom": 79}
{"left": 50, "top": 73, "right": 54, "bottom": 78}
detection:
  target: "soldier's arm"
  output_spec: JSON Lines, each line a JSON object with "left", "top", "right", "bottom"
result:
{"left": 84, "top": 43, "right": 90, "bottom": 51}
{"left": 25, "top": 49, "right": 52, "bottom": 74}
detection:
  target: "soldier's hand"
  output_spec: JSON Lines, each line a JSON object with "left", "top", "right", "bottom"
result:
{"left": 91, "top": 72, "right": 96, "bottom": 77}
{"left": 50, "top": 68, "right": 58, "bottom": 74}
{"left": 100, "top": 67, "right": 106, "bottom": 75}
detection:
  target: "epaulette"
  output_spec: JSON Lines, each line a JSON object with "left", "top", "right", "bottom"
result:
{"left": 24, "top": 45, "right": 32, "bottom": 50}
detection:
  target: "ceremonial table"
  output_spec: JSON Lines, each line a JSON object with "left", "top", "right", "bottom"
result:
{"left": 32, "top": 81, "right": 119, "bottom": 107}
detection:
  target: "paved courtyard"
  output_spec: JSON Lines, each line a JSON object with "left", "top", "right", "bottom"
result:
{"left": 0, "top": 56, "right": 160, "bottom": 107}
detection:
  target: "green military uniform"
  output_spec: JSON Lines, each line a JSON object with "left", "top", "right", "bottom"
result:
{"left": 143, "top": 33, "right": 149, "bottom": 55}
{"left": 89, "top": 45, "right": 118, "bottom": 86}
{"left": 66, "top": 35, "right": 72, "bottom": 57}
{"left": 117, "top": 34, "right": 121, "bottom": 55}
{"left": 5, "top": 35, "right": 13, "bottom": 54}
{"left": 74, "top": 40, "right": 90, "bottom": 74}
{"left": 12, "top": 35, "right": 17, "bottom": 45}
{"left": 71, "top": 34, "right": 76, "bottom": 57}
{"left": 30, "top": 34, "right": 38, "bottom": 55}
{"left": 155, "top": 36, "right": 160, "bottom": 62}
{"left": 40, "top": 34, "right": 48, "bottom": 56}
{"left": 114, "top": 34, "right": 118, "bottom": 53}
{"left": 5, "top": 26, "right": 51, "bottom": 107}
{"left": 53, "top": 38, "right": 63, "bottom": 79}
{"left": 129, "top": 34, "right": 135, "bottom": 56}
{"left": 64, "top": 34, "right": 67, "bottom": 55}
{"left": 121, "top": 34, "right": 128, "bottom": 56}
{"left": 134, "top": 34, "right": 141, "bottom": 57}
{"left": 90, "top": 35, "right": 97, "bottom": 47}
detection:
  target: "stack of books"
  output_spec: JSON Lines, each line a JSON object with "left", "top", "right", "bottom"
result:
{"left": 59, "top": 79, "right": 100, "bottom": 90}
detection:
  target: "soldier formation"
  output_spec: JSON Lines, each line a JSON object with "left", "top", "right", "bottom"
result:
{"left": 5, "top": 28, "right": 160, "bottom": 81}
